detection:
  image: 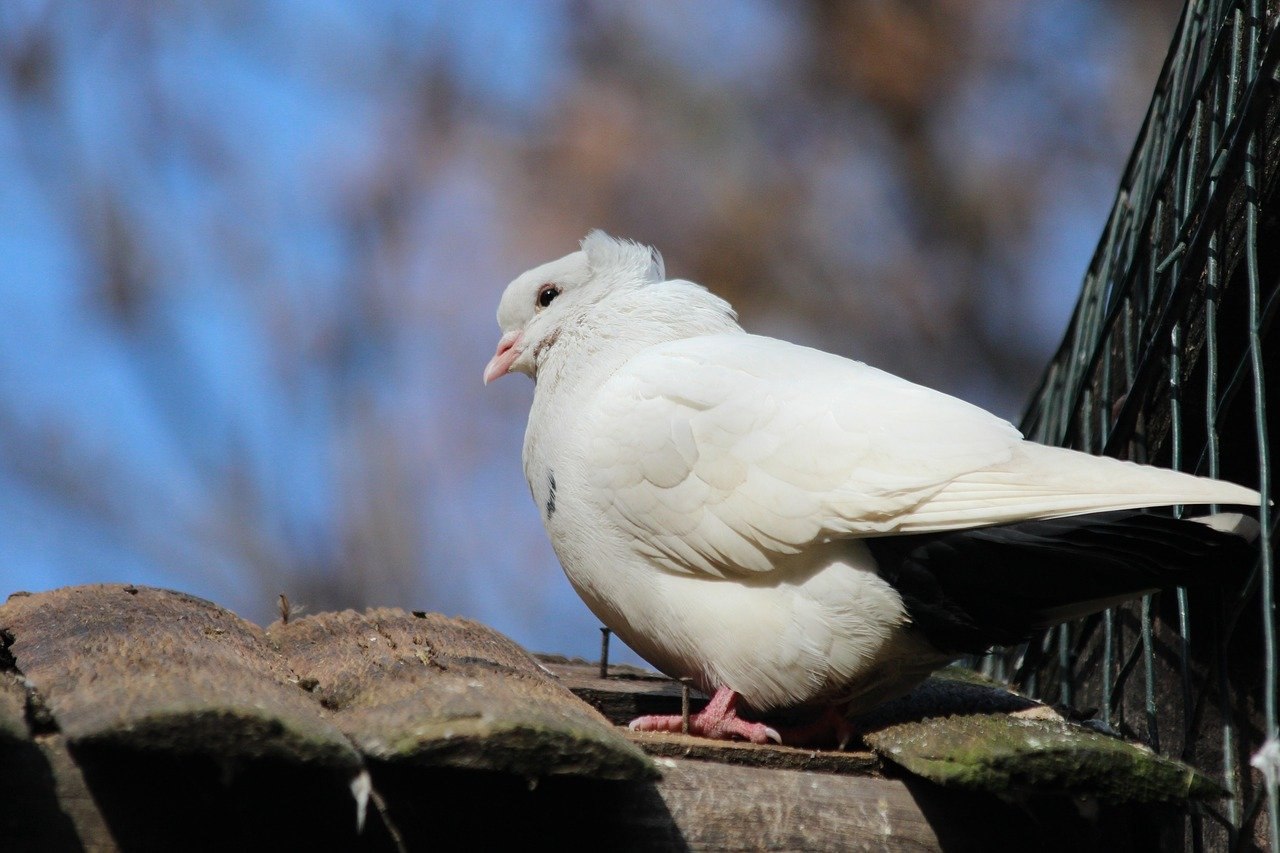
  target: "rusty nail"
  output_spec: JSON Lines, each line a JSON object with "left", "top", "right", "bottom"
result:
{"left": 599, "top": 627, "right": 611, "bottom": 679}
{"left": 679, "top": 677, "right": 692, "bottom": 735}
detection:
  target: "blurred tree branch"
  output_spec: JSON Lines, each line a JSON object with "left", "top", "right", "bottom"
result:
{"left": 0, "top": 0, "right": 1181, "bottom": 633}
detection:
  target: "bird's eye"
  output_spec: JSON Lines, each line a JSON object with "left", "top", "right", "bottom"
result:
{"left": 537, "top": 284, "right": 561, "bottom": 310}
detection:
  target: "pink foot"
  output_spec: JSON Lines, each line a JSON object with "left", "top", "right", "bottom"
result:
{"left": 772, "top": 706, "right": 859, "bottom": 750}
{"left": 628, "top": 686, "right": 781, "bottom": 744}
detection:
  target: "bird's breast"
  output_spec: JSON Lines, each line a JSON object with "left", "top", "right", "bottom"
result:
{"left": 553, "top": 527, "right": 928, "bottom": 712}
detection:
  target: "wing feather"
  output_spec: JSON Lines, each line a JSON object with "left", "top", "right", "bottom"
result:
{"left": 585, "top": 333, "right": 1259, "bottom": 578}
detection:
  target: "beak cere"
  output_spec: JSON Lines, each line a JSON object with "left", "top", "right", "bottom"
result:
{"left": 483, "top": 330, "right": 524, "bottom": 384}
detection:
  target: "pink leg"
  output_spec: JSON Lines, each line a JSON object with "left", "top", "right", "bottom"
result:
{"left": 628, "top": 686, "right": 782, "bottom": 744}
{"left": 770, "top": 706, "right": 858, "bottom": 750}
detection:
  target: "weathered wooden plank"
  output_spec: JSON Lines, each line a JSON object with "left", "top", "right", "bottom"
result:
{"left": 623, "top": 757, "right": 1169, "bottom": 851}
{"left": 628, "top": 729, "right": 879, "bottom": 776}
{"left": 642, "top": 757, "right": 940, "bottom": 851}
{"left": 540, "top": 658, "right": 706, "bottom": 723}
{"left": 359, "top": 758, "right": 941, "bottom": 851}
{"left": 269, "top": 608, "right": 652, "bottom": 780}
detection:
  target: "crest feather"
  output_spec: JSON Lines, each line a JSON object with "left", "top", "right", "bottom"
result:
{"left": 582, "top": 231, "right": 665, "bottom": 284}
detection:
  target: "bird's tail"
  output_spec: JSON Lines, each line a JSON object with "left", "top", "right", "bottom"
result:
{"left": 868, "top": 508, "right": 1259, "bottom": 655}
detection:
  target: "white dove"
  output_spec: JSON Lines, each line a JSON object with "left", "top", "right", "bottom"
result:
{"left": 484, "top": 231, "right": 1260, "bottom": 746}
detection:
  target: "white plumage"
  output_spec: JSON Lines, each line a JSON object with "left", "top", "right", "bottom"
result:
{"left": 485, "top": 232, "right": 1260, "bottom": 745}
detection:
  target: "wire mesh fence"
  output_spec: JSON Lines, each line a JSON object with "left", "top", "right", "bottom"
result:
{"left": 997, "top": 0, "right": 1280, "bottom": 848}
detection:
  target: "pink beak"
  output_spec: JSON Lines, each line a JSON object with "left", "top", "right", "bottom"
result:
{"left": 483, "top": 330, "right": 523, "bottom": 384}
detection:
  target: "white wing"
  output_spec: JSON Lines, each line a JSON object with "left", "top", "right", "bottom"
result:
{"left": 584, "top": 333, "right": 1259, "bottom": 578}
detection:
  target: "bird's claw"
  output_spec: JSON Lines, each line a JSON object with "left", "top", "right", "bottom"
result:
{"left": 628, "top": 685, "right": 782, "bottom": 744}
{"left": 628, "top": 712, "right": 780, "bottom": 744}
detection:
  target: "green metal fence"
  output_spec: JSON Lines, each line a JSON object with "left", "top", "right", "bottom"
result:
{"left": 1005, "top": 1, "right": 1280, "bottom": 848}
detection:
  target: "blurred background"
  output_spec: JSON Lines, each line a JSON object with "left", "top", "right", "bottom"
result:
{"left": 0, "top": 0, "right": 1182, "bottom": 664}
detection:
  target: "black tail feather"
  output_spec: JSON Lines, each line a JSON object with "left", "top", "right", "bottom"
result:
{"left": 867, "top": 509, "right": 1257, "bottom": 655}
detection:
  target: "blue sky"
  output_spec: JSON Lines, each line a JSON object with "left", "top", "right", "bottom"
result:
{"left": 0, "top": 0, "right": 1168, "bottom": 665}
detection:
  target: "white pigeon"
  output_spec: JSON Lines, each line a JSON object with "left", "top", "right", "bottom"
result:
{"left": 485, "top": 231, "right": 1261, "bottom": 746}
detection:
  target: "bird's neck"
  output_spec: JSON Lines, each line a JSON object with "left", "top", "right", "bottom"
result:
{"left": 538, "top": 280, "right": 741, "bottom": 393}
{"left": 523, "top": 280, "right": 741, "bottom": 493}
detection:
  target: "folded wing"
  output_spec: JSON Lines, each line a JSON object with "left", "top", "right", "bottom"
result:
{"left": 585, "top": 333, "right": 1260, "bottom": 578}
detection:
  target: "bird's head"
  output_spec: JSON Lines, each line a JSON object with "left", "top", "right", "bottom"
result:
{"left": 483, "top": 231, "right": 667, "bottom": 384}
